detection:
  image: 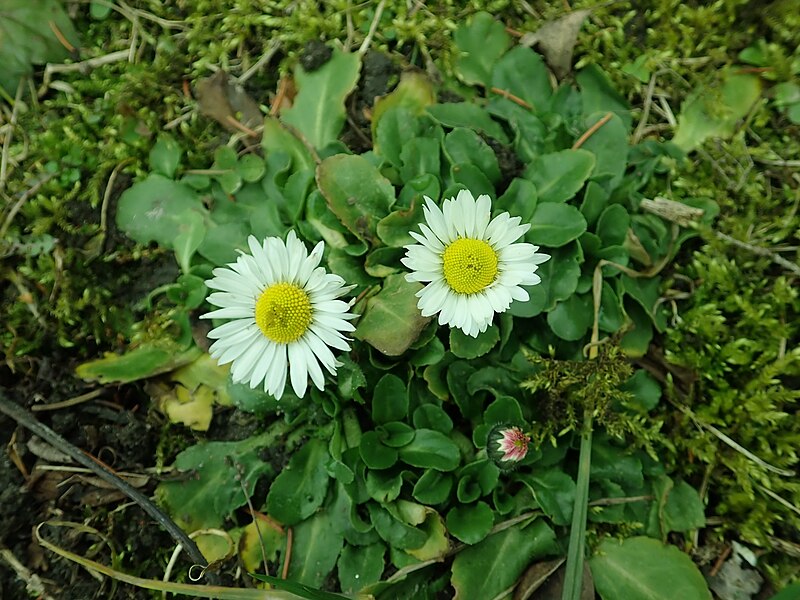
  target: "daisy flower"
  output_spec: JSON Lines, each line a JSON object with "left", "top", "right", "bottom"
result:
{"left": 201, "top": 232, "right": 356, "bottom": 400}
{"left": 402, "top": 190, "right": 550, "bottom": 337}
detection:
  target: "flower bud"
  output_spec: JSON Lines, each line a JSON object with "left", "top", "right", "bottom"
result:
{"left": 487, "top": 424, "right": 531, "bottom": 469}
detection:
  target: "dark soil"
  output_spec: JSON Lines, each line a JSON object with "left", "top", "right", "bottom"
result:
{"left": 0, "top": 371, "right": 195, "bottom": 599}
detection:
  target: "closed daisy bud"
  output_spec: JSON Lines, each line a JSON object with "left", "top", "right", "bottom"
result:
{"left": 201, "top": 232, "right": 357, "bottom": 400}
{"left": 402, "top": 190, "right": 550, "bottom": 337}
{"left": 487, "top": 425, "right": 531, "bottom": 468}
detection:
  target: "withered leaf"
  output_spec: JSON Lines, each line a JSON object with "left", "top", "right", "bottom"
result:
{"left": 520, "top": 9, "right": 592, "bottom": 80}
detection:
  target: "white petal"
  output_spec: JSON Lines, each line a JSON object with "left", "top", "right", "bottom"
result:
{"left": 288, "top": 342, "right": 309, "bottom": 398}
{"left": 267, "top": 345, "right": 288, "bottom": 399}
{"left": 423, "top": 197, "right": 450, "bottom": 243}
{"left": 473, "top": 195, "right": 492, "bottom": 237}
{"left": 249, "top": 341, "right": 276, "bottom": 388}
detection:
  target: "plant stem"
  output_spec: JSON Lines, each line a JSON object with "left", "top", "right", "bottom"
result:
{"left": 561, "top": 406, "right": 593, "bottom": 600}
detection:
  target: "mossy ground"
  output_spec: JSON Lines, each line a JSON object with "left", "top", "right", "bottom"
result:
{"left": 1, "top": 0, "right": 798, "bottom": 593}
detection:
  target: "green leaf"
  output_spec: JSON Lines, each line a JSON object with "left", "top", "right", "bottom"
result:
{"left": 372, "top": 374, "right": 409, "bottom": 424}
{"left": 237, "top": 153, "right": 266, "bottom": 182}
{"left": 116, "top": 175, "right": 206, "bottom": 248}
{"left": 400, "top": 137, "right": 441, "bottom": 181}
{"left": 529, "top": 203, "right": 588, "bottom": 247}
{"left": 427, "top": 103, "right": 509, "bottom": 143}
{"left": 451, "top": 163, "right": 495, "bottom": 198}
{"left": 317, "top": 154, "right": 396, "bottom": 244}
{"left": 412, "top": 470, "right": 453, "bottom": 505}
{"left": 173, "top": 211, "right": 205, "bottom": 274}
{"left": 449, "top": 325, "right": 500, "bottom": 359}
{"left": 368, "top": 503, "right": 427, "bottom": 550}
{"left": 156, "top": 434, "right": 273, "bottom": 531}
{"left": 266, "top": 438, "right": 330, "bottom": 526}
{"left": 0, "top": 0, "right": 80, "bottom": 93}
{"left": 547, "top": 293, "right": 593, "bottom": 341}
{"left": 148, "top": 135, "right": 183, "bottom": 179}
{"left": 398, "top": 429, "right": 461, "bottom": 471}
{"left": 490, "top": 46, "right": 552, "bottom": 111}
{"left": 591, "top": 435, "right": 644, "bottom": 490}
{"left": 376, "top": 186, "right": 427, "bottom": 247}
{"left": 456, "top": 459, "right": 499, "bottom": 503}
{"left": 197, "top": 221, "right": 249, "bottom": 266}
{"left": 767, "top": 583, "right": 800, "bottom": 600}
{"left": 443, "top": 128, "right": 502, "bottom": 184}
{"left": 211, "top": 145, "right": 242, "bottom": 195}
{"left": 453, "top": 11, "right": 510, "bottom": 87}
{"left": 580, "top": 112, "right": 629, "bottom": 186}
{"left": 663, "top": 481, "right": 706, "bottom": 532}
{"left": 355, "top": 274, "right": 431, "bottom": 356}
{"left": 576, "top": 64, "right": 633, "bottom": 130}
{"left": 509, "top": 243, "right": 581, "bottom": 317}
{"left": 286, "top": 510, "right": 344, "bottom": 587}
{"left": 282, "top": 48, "right": 361, "bottom": 149}
{"left": 672, "top": 72, "right": 762, "bottom": 153}
{"left": 496, "top": 178, "right": 538, "bottom": 222}
{"left": 621, "top": 369, "right": 661, "bottom": 411}
{"left": 413, "top": 404, "right": 453, "bottom": 434}
{"left": 338, "top": 543, "right": 385, "bottom": 593}
{"left": 410, "top": 335, "right": 446, "bottom": 368}
{"left": 580, "top": 181, "right": 609, "bottom": 228}
{"left": 648, "top": 476, "right": 705, "bottom": 538}
{"left": 590, "top": 537, "right": 711, "bottom": 600}
{"left": 262, "top": 117, "right": 315, "bottom": 172}
{"left": 76, "top": 343, "right": 201, "bottom": 384}
{"left": 487, "top": 99, "right": 548, "bottom": 162}
{"left": 524, "top": 149, "right": 596, "bottom": 204}
{"left": 523, "top": 470, "right": 576, "bottom": 526}
{"left": 446, "top": 502, "right": 494, "bottom": 544}
{"left": 359, "top": 431, "right": 398, "bottom": 470}
{"left": 366, "top": 470, "right": 403, "bottom": 503}
{"left": 596, "top": 204, "right": 630, "bottom": 247}
{"left": 165, "top": 274, "right": 207, "bottom": 310}
{"left": 451, "top": 520, "right": 557, "bottom": 598}
{"left": 372, "top": 72, "right": 436, "bottom": 146}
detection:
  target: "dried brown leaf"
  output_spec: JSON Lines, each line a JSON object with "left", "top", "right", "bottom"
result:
{"left": 520, "top": 9, "right": 592, "bottom": 80}
{"left": 196, "top": 70, "right": 262, "bottom": 132}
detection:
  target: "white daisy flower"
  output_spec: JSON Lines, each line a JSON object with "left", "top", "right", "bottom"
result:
{"left": 402, "top": 190, "right": 550, "bottom": 337}
{"left": 201, "top": 231, "right": 356, "bottom": 400}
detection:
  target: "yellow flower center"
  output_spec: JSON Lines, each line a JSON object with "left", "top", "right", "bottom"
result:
{"left": 441, "top": 238, "right": 498, "bottom": 294}
{"left": 255, "top": 283, "right": 312, "bottom": 344}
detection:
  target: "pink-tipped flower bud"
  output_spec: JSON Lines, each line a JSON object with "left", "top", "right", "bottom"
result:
{"left": 487, "top": 425, "right": 531, "bottom": 468}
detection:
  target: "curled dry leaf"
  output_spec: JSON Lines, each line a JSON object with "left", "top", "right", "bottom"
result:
{"left": 519, "top": 9, "right": 592, "bottom": 80}
{"left": 195, "top": 70, "right": 262, "bottom": 133}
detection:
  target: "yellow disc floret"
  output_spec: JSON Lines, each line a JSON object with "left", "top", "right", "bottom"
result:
{"left": 442, "top": 238, "right": 499, "bottom": 294}
{"left": 255, "top": 283, "right": 312, "bottom": 344}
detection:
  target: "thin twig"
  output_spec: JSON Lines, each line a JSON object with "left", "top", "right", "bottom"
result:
{"left": 31, "top": 388, "right": 107, "bottom": 412}
{"left": 633, "top": 72, "right": 658, "bottom": 144}
{"left": 489, "top": 87, "right": 534, "bottom": 110}
{"left": 0, "top": 174, "right": 56, "bottom": 238}
{"left": 0, "top": 78, "right": 25, "bottom": 193}
{"left": 358, "top": 0, "right": 386, "bottom": 55}
{"left": 572, "top": 112, "right": 613, "bottom": 150}
{"left": 715, "top": 230, "right": 800, "bottom": 276}
{"left": 48, "top": 21, "right": 76, "bottom": 52}
{"left": 0, "top": 393, "right": 216, "bottom": 583}
{"left": 99, "top": 159, "right": 134, "bottom": 248}
{"left": 752, "top": 157, "right": 800, "bottom": 168}
{"left": 40, "top": 50, "right": 129, "bottom": 96}
{"left": 281, "top": 527, "right": 293, "bottom": 579}
{"left": 238, "top": 41, "right": 281, "bottom": 85}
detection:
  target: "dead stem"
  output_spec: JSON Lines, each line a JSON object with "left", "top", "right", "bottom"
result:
{"left": 572, "top": 112, "right": 613, "bottom": 150}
